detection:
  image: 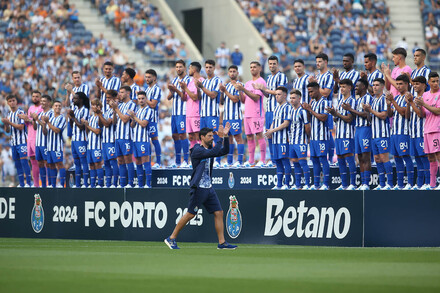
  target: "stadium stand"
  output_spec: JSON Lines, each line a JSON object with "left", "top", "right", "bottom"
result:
{"left": 420, "top": 0, "right": 440, "bottom": 70}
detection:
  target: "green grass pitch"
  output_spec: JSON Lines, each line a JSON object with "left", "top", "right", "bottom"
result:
{"left": 0, "top": 238, "right": 439, "bottom": 293}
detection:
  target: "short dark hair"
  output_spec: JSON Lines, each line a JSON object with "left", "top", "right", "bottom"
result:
{"left": 290, "top": 89, "right": 302, "bottom": 97}
{"left": 396, "top": 74, "right": 410, "bottom": 83}
{"left": 428, "top": 71, "right": 439, "bottom": 80}
{"left": 145, "top": 69, "right": 157, "bottom": 78}
{"left": 357, "top": 78, "right": 369, "bottom": 89}
{"left": 373, "top": 78, "right": 385, "bottom": 85}
{"left": 71, "top": 71, "right": 81, "bottom": 76}
{"left": 124, "top": 68, "right": 136, "bottom": 79}
{"left": 316, "top": 53, "right": 329, "bottom": 62}
{"left": 250, "top": 61, "right": 261, "bottom": 66}
{"left": 53, "top": 100, "right": 62, "bottom": 105}
{"left": 120, "top": 85, "right": 132, "bottom": 93}
{"left": 343, "top": 53, "right": 355, "bottom": 62}
{"left": 415, "top": 48, "right": 427, "bottom": 56}
{"left": 31, "top": 90, "right": 41, "bottom": 96}
{"left": 137, "top": 91, "right": 146, "bottom": 96}
{"left": 412, "top": 76, "right": 427, "bottom": 84}
{"left": 6, "top": 94, "right": 17, "bottom": 101}
{"left": 107, "top": 89, "right": 118, "bottom": 98}
{"left": 205, "top": 59, "right": 215, "bottom": 66}
{"left": 228, "top": 65, "right": 238, "bottom": 71}
{"left": 103, "top": 61, "right": 114, "bottom": 67}
{"left": 175, "top": 59, "right": 186, "bottom": 66}
{"left": 339, "top": 79, "right": 353, "bottom": 88}
{"left": 392, "top": 47, "right": 407, "bottom": 58}
{"left": 200, "top": 127, "right": 213, "bottom": 138}
{"left": 364, "top": 53, "right": 378, "bottom": 62}
{"left": 268, "top": 55, "right": 279, "bottom": 62}
{"left": 76, "top": 92, "right": 90, "bottom": 109}
{"left": 294, "top": 59, "right": 304, "bottom": 65}
{"left": 276, "top": 86, "right": 288, "bottom": 94}
{"left": 42, "top": 94, "right": 52, "bottom": 102}
{"left": 307, "top": 81, "right": 320, "bottom": 89}
{"left": 190, "top": 62, "right": 202, "bottom": 72}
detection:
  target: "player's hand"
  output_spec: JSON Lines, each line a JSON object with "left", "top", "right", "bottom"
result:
{"left": 381, "top": 63, "right": 391, "bottom": 76}
{"left": 223, "top": 122, "right": 231, "bottom": 137}
{"left": 234, "top": 83, "right": 244, "bottom": 91}
{"left": 414, "top": 97, "right": 424, "bottom": 107}
{"left": 127, "top": 109, "right": 135, "bottom": 117}
{"left": 264, "top": 129, "right": 273, "bottom": 138}
{"left": 326, "top": 106, "right": 336, "bottom": 115}
{"left": 179, "top": 81, "right": 187, "bottom": 89}
{"left": 405, "top": 92, "right": 413, "bottom": 103}
{"left": 385, "top": 91, "right": 394, "bottom": 102}
{"left": 95, "top": 108, "right": 101, "bottom": 115}
{"left": 302, "top": 102, "right": 311, "bottom": 111}
{"left": 1, "top": 118, "right": 9, "bottom": 125}
{"left": 110, "top": 100, "right": 118, "bottom": 109}
{"left": 42, "top": 116, "right": 49, "bottom": 122}
{"left": 360, "top": 71, "right": 368, "bottom": 79}
{"left": 363, "top": 104, "right": 371, "bottom": 112}
{"left": 219, "top": 84, "right": 226, "bottom": 92}
{"left": 30, "top": 112, "right": 38, "bottom": 120}
{"left": 308, "top": 75, "right": 317, "bottom": 83}
{"left": 195, "top": 79, "right": 203, "bottom": 88}
{"left": 341, "top": 102, "right": 352, "bottom": 111}
{"left": 167, "top": 84, "right": 177, "bottom": 92}
{"left": 18, "top": 113, "right": 27, "bottom": 120}
{"left": 68, "top": 110, "right": 75, "bottom": 118}
{"left": 65, "top": 83, "right": 73, "bottom": 92}
{"left": 95, "top": 78, "right": 102, "bottom": 88}
{"left": 332, "top": 68, "right": 339, "bottom": 82}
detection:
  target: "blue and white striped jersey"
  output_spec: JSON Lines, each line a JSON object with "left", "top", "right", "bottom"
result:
{"left": 390, "top": 95, "right": 409, "bottom": 136}
{"left": 266, "top": 71, "right": 288, "bottom": 112}
{"left": 409, "top": 96, "right": 425, "bottom": 138}
{"left": 339, "top": 69, "right": 360, "bottom": 98}
{"left": 316, "top": 71, "right": 334, "bottom": 104}
{"left": 410, "top": 65, "right": 431, "bottom": 96}
{"left": 200, "top": 76, "right": 221, "bottom": 117}
{"left": 171, "top": 75, "right": 191, "bottom": 116}
{"left": 87, "top": 115, "right": 101, "bottom": 150}
{"left": 130, "top": 83, "right": 142, "bottom": 101}
{"left": 371, "top": 94, "right": 389, "bottom": 139}
{"left": 115, "top": 100, "right": 136, "bottom": 140}
{"left": 72, "top": 106, "right": 89, "bottom": 142}
{"left": 102, "top": 109, "right": 115, "bottom": 144}
{"left": 310, "top": 97, "right": 330, "bottom": 141}
{"left": 272, "top": 102, "right": 292, "bottom": 144}
{"left": 70, "top": 83, "right": 90, "bottom": 109}
{"left": 292, "top": 74, "right": 309, "bottom": 104}
{"left": 223, "top": 81, "right": 243, "bottom": 120}
{"left": 35, "top": 109, "right": 54, "bottom": 147}
{"left": 367, "top": 69, "right": 384, "bottom": 87}
{"left": 145, "top": 83, "right": 162, "bottom": 123}
{"left": 335, "top": 96, "right": 356, "bottom": 139}
{"left": 355, "top": 93, "right": 372, "bottom": 127}
{"left": 289, "top": 106, "right": 309, "bottom": 145}
{"left": 8, "top": 109, "right": 27, "bottom": 146}
{"left": 132, "top": 106, "right": 154, "bottom": 143}
{"left": 47, "top": 114, "right": 66, "bottom": 152}
{"left": 100, "top": 76, "right": 121, "bottom": 112}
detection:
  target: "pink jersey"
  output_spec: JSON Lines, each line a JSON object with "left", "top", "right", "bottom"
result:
{"left": 390, "top": 65, "right": 412, "bottom": 96}
{"left": 243, "top": 77, "right": 266, "bottom": 118}
{"left": 27, "top": 104, "right": 43, "bottom": 142}
{"left": 422, "top": 90, "right": 440, "bottom": 134}
{"left": 186, "top": 77, "right": 204, "bottom": 118}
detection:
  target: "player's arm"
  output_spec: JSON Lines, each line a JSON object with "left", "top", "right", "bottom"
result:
{"left": 417, "top": 98, "right": 440, "bottom": 115}
{"left": 198, "top": 82, "right": 219, "bottom": 100}
{"left": 222, "top": 86, "right": 240, "bottom": 103}
{"left": 2, "top": 118, "right": 10, "bottom": 132}
{"left": 381, "top": 63, "right": 398, "bottom": 91}
{"left": 304, "top": 122, "right": 311, "bottom": 137}
{"left": 8, "top": 118, "right": 25, "bottom": 131}
{"left": 302, "top": 103, "right": 328, "bottom": 122}
{"left": 47, "top": 120, "right": 62, "bottom": 133}
{"left": 83, "top": 119, "right": 101, "bottom": 135}
{"left": 97, "top": 111, "right": 112, "bottom": 127}
{"left": 146, "top": 96, "right": 159, "bottom": 109}
{"left": 364, "top": 103, "right": 388, "bottom": 120}
{"left": 129, "top": 111, "right": 149, "bottom": 128}
{"left": 41, "top": 120, "right": 48, "bottom": 135}
{"left": 329, "top": 107, "right": 353, "bottom": 123}
{"left": 390, "top": 97, "right": 407, "bottom": 117}
{"left": 265, "top": 120, "right": 291, "bottom": 137}
{"left": 236, "top": 83, "right": 261, "bottom": 102}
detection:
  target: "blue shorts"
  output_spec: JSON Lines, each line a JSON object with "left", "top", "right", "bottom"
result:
{"left": 11, "top": 144, "right": 28, "bottom": 161}
{"left": 148, "top": 122, "right": 158, "bottom": 138}
{"left": 335, "top": 138, "right": 355, "bottom": 155}
{"left": 35, "top": 146, "right": 47, "bottom": 161}
{"left": 188, "top": 187, "right": 222, "bottom": 215}
{"left": 47, "top": 151, "right": 63, "bottom": 164}
{"left": 354, "top": 127, "right": 372, "bottom": 154}
{"left": 272, "top": 143, "right": 289, "bottom": 160}
{"left": 115, "top": 139, "right": 133, "bottom": 157}
{"left": 310, "top": 140, "right": 328, "bottom": 157}
{"left": 289, "top": 144, "right": 308, "bottom": 159}
{"left": 410, "top": 137, "right": 425, "bottom": 157}
{"left": 171, "top": 115, "right": 186, "bottom": 134}
{"left": 87, "top": 149, "right": 103, "bottom": 164}
{"left": 200, "top": 116, "right": 219, "bottom": 131}
{"left": 265, "top": 111, "right": 273, "bottom": 130}
{"left": 133, "top": 141, "right": 151, "bottom": 158}
{"left": 224, "top": 119, "right": 242, "bottom": 135}
{"left": 372, "top": 137, "right": 390, "bottom": 155}
{"left": 102, "top": 142, "right": 117, "bottom": 161}
{"left": 71, "top": 141, "right": 87, "bottom": 159}
{"left": 327, "top": 114, "right": 334, "bottom": 130}
{"left": 390, "top": 135, "right": 410, "bottom": 156}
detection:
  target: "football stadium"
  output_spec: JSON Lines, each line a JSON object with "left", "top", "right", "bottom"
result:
{"left": 1, "top": 0, "right": 440, "bottom": 292}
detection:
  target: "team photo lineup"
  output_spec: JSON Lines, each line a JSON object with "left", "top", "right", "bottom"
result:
{"left": 3, "top": 46, "right": 440, "bottom": 191}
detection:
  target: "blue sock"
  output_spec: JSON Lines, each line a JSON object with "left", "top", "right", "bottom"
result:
{"left": 338, "top": 158, "right": 348, "bottom": 187}
{"left": 97, "top": 168, "right": 104, "bottom": 187}
{"left": 110, "top": 159, "right": 119, "bottom": 186}
{"left": 39, "top": 166, "right": 47, "bottom": 188}
{"left": 319, "top": 156, "right": 330, "bottom": 187}
{"left": 50, "top": 168, "right": 57, "bottom": 187}
{"left": 80, "top": 157, "right": 89, "bottom": 187}
{"left": 119, "top": 163, "right": 127, "bottom": 186}
{"left": 59, "top": 168, "right": 66, "bottom": 187}
{"left": 422, "top": 156, "right": 431, "bottom": 185}
{"left": 328, "top": 136, "right": 335, "bottom": 163}
{"left": 395, "top": 157, "right": 404, "bottom": 187}
{"left": 104, "top": 160, "right": 112, "bottom": 187}
{"left": 293, "top": 162, "right": 302, "bottom": 187}
{"left": 364, "top": 170, "right": 371, "bottom": 186}
{"left": 21, "top": 159, "right": 31, "bottom": 185}
{"left": 299, "top": 159, "right": 310, "bottom": 186}
{"left": 376, "top": 162, "right": 385, "bottom": 187}
{"left": 311, "top": 157, "right": 321, "bottom": 187}
{"left": 127, "top": 162, "right": 135, "bottom": 186}
{"left": 182, "top": 139, "right": 189, "bottom": 163}
{"left": 228, "top": 144, "right": 235, "bottom": 165}
{"left": 15, "top": 160, "right": 24, "bottom": 187}
{"left": 268, "top": 138, "right": 273, "bottom": 161}
{"left": 143, "top": 162, "right": 152, "bottom": 187}
{"left": 282, "top": 158, "right": 291, "bottom": 186}
{"left": 403, "top": 156, "right": 414, "bottom": 186}
{"left": 275, "top": 159, "right": 284, "bottom": 187}
{"left": 152, "top": 140, "right": 161, "bottom": 164}
{"left": 67, "top": 122, "right": 73, "bottom": 138}
{"left": 346, "top": 156, "right": 356, "bottom": 186}
{"left": 74, "top": 158, "right": 81, "bottom": 187}
{"left": 237, "top": 144, "right": 244, "bottom": 164}
{"left": 415, "top": 156, "right": 424, "bottom": 187}
{"left": 384, "top": 161, "right": 393, "bottom": 186}
{"left": 90, "top": 169, "right": 97, "bottom": 188}
{"left": 174, "top": 139, "right": 182, "bottom": 165}
{"left": 137, "top": 164, "right": 144, "bottom": 186}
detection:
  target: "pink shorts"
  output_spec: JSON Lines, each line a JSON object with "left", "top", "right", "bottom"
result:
{"left": 28, "top": 141, "right": 36, "bottom": 157}
{"left": 424, "top": 132, "right": 440, "bottom": 154}
{"left": 244, "top": 117, "right": 264, "bottom": 135}
{"left": 186, "top": 116, "right": 200, "bottom": 133}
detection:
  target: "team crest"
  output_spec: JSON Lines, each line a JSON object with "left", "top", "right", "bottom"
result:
{"left": 31, "top": 194, "right": 44, "bottom": 233}
{"left": 226, "top": 195, "right": 242, "bottom": 239}
{"left": 228, "top": 172, "right": 235, "bottom": 189}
